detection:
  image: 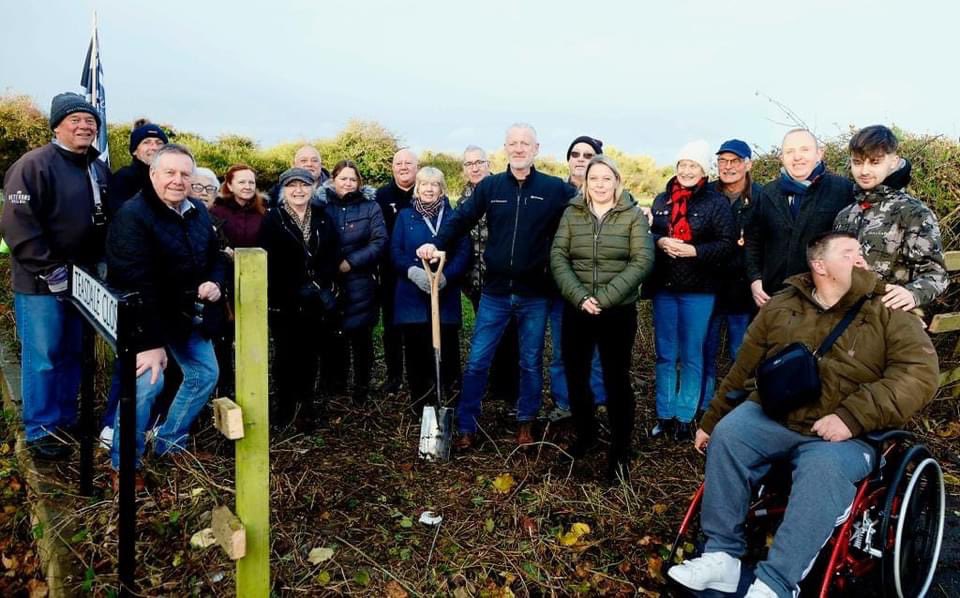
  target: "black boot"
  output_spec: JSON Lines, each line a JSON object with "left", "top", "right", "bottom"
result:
{"left": 650, "top": 418, "right": 674, "bottom": 439}
{"left": 673, "top": 421, "right": 694, "bottom": 442}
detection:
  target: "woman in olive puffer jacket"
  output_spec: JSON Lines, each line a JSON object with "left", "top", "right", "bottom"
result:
{"left": 551, "top": 155, "right": 654, "bottom": 481}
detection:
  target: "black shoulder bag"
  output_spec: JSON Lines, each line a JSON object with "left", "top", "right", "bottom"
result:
{"left": 756, "top": 296, "right": 867, "bottom": 420}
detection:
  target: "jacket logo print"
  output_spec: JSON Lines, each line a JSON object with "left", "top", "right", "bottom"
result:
{"left": 8, "top": 191, "right": 30, "bottom": 204}
{"left": 530, "top": 195, "right": 544, "bottom": 201}
{"left": 490, "top": 199, "right": 508, "bottom": 204}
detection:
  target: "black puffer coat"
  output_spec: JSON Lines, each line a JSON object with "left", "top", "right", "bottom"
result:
{"left": 321, "top": 187, "right": 387, "bottom": 330}
{"left": 106, "top": 183, "right": 227, "bottom": 351}
{"left": 644, "top": 178, "right": 736, "bottom": 296}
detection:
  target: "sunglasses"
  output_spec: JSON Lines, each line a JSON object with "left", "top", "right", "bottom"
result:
{"left": 570, "top": 151, "right": 595, "bottom": 160}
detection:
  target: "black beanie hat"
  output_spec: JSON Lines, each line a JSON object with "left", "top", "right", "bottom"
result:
{"left": 49, "top": 92, "right": 100, "bottom": 130}
{"left": 566, "top": 135, "right": 603, "bottom": 160}
{"left": 129, "top": 124, "right": 169, "bottom": 154}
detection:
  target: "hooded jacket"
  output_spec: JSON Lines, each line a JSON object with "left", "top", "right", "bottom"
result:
{"left": 1, "top": 142, "right": 109, "bottom": 293}
{"left": 550, "top": 190, "right": 654, "bottom": 309}
{"left": 433, "top": 166, "right": 575, "bottom": 297}
{"left": 320, "top": 187, "right": 387, "bottom": 330}
{"left": 700, "top": 268, "right": 939, "bottom": 437}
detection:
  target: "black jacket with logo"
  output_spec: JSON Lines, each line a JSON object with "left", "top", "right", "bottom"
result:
{"left": 1, "top": 142, "right": 109, "bottom": 293}
{"left": 434, "top": 167, "right": 575, "bottom": 297}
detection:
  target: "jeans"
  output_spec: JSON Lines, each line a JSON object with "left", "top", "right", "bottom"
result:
{"left": 468, "top": 293, "right": 518, "bottom": 401}
{"left": 699, "top": 311, "right": 751, "bottom": 412}
{"left": 111, "top": 331, "right": 218, "bottom": 469}
{"left": 702, "top": 402, "right": 873, "bottom": 597}
{"left": 457, "top": 292, "right": 550, "bottom": 434}
{"left": 652, "top": 291, "right": 714, "bottom": 423}
{"left": 14, "top": 293, "right": 84, "bottom": 442}
{"left": 561, "top": 303, "right": 637, "bottom": 460}
{"left": 549, "top": 297, "right": 606, "bottom": 409}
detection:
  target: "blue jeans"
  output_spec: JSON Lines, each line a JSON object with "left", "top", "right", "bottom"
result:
{"left": 457, "top": 293, "right": 550, "bottom": 434}
{"left": 699, "top": 311, "right": 751, "bottom": 413}
{"left": 111, "top": 332, "right": 218, "bottom": 469}
{"left": 549, "top": 297, "right": 606, "bottom": 409}
{"left": 703, "top": 402, "right": 873, "bottom": 597}
{"left": 652, "top": 291, "right": 714, "bottom": 423}
{"left": 14, "top": 293, "right": 83, "bottom": 441}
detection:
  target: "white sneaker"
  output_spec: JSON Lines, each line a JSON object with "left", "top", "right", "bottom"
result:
{"left": 744, "top": 578, "right": 778, "bottom": 598}
{"left": 667, "top": 551, "right": 741, "bottom": 593}
{"left": 98, "top": 426, "right": 114, "bottom": 450}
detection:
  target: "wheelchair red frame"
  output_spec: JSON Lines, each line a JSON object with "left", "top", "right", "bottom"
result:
{"left": 667, "top": 430, "right": 946, "bottom": 597}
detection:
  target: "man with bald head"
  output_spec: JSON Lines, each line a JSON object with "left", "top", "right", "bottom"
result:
{"left": 418, "top": 123, "right": 576, "bottom": 448}
{"left": 745, "top": 129, "right": 854, "bottom": 305}
{"left": 376, "top": 148, "right": 420, "bottom": 393}
{"left": 268, "top": 145, "right": 329, "bottom": 206}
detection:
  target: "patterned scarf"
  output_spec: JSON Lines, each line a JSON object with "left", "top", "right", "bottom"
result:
{"left": 414, "top": 196, "right": 443, "bottom": 220}
{"left": 668, "top": 177, "right": 705, "bottom": 241}
{"left": 778, "top": 161, "right": 826, "bottom": 218}
{"left": 283, "top": 202, "right": 312, "bottom": 243}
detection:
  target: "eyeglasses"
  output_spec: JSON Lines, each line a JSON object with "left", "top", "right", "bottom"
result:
{"left": 569, "top": 151, "right": 595, "bottom": 160}
{"left": 191, "top": 183, "right": 218, "bottom": 193}
{"left": 463, "top": 160, "right": 488, "bottom": 168}
{"left": 717, "top": 157, "right": 744, "bottom": 167}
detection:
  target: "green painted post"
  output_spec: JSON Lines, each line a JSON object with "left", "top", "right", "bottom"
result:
{"left": 234, "top": 248, "right": 270, "bottom": 596}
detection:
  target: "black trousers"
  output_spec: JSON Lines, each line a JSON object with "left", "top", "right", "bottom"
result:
{"left": 339, "top": 325, "right": 374, "bottom": 397}
{"left": 561, "top": 302, "right": 638, "bottom": 459}
{"left": 468, "top": 293, "right": 518, "bottom": 401}
{"left": 401, "top": 324, "right": 461, "bottom": 411}
{"left": 380, "top": 275, "right": 404, "bottom": 381}
{"left": 270, "top": 312, "right": 326, "bottom": 423}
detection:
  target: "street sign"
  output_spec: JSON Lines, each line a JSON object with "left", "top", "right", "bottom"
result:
{"left": 71, "top": 265, "right": 118, "bottom": 343}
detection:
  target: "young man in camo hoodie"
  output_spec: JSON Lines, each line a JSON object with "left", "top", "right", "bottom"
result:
{"left": 833, "top": 125, "right": 948, "bottom": 311}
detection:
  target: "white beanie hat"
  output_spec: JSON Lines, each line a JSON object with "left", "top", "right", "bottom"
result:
{"left": 675, "top": 140, "right": 712, "bottom": 176}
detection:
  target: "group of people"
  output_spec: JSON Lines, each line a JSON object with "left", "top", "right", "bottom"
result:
{"left": 1, "top": 92, "right": 948, "bottom": 596}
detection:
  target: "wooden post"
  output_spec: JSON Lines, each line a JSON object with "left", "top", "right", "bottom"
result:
{"left": 233, "top": 249, "right": 270, "bottom": 595}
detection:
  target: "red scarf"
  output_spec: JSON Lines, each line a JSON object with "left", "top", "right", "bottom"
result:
{"left": 668, "top": 177, "right": 705, "bottom": 241}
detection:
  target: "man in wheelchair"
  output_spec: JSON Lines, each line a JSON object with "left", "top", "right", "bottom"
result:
{"left": 668, "top": 232, "right": 940, "bottom": 598}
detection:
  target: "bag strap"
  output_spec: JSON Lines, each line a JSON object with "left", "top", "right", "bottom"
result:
{"left": 814, "top": 296, "right": 868, "bottom": 358}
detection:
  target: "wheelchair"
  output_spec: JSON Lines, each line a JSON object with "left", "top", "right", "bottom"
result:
{"left": 666, "top": 426, "right": 946, "bottom": 597}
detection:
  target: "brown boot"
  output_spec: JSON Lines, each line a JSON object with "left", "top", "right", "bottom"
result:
{"left": 516, "top": 422, "right": 534, "bottom": 445}
{"left": 453, "top": 433, "right": 475, "bottom": 451}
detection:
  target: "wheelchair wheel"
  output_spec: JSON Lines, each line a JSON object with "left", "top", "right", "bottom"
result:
{"left": 880, "top": 446, "right": 945, "bottom": 598}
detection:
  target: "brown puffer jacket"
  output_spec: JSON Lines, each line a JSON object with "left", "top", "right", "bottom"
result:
{"left": 701, "top": 267, "right": 939, "bottom": 437}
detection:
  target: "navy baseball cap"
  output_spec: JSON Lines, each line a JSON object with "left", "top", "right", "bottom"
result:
{"left": 716, "top": 139, "right": 752, "bottom": 159}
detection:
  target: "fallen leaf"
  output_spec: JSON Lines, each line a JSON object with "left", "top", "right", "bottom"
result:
{"left": 315, "top": 571, "right": 331, "bottom": 585}
{"left": 491, "top": 473, "right": 515, "bottom": 494}
{"left": 2, "top": 553, "right": 18, "bottom": 570}
{"left": 308, "top": 547, "right": 335, "bottom": 564}
{"left": 647, "top": 556, "right": 664, "bottom": 582}
{"left": 520, "top": 516, "right": 537, "bottom": 535}
{"left": 190, "top": 528, "right": 217, "bottom": 549}
{"left": 937, "top": 421, "right": 960, "bottom": 439}
{"left": 354, "top": 569, "right": 371, "bottom": 586}
{"left": 27, "top": 579, "right": 48, "bottom": 598}
{"left": 652, "top": 503, "right": 668, "bottom": 515}
{"left": 558, "top": 522, "right": 591, "bottom": 546}
{"left": 385, "top": 580, "right": 408, "bottom": 598}
{"left": 7, "top": 477, "right": 21, "bottom": 493}
{"left": 638, "top": 535, "right": 653, "bottom": 546}
{"left": 484, "top": 517, "right": 495, "bottom": 533}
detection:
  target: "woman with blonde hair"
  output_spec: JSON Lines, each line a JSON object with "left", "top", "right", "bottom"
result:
{"left": 551, "top": 155, "right": 655, "bottom": 481}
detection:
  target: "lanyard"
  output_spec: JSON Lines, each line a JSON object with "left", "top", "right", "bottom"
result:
{"left": 422, "top": 205, "right": 444, "bottom": 237}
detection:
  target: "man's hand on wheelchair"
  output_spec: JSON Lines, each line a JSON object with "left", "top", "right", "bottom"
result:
{"left": 694, "top": 429, "right": 710, "bottom": 454}
{"left": 811, "top": 414, "right": 853, "bottom": 442}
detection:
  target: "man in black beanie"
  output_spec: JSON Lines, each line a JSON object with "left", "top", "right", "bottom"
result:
{"left": 109, "top": 122, "right": 169, "bottom": 213}
{"left": 566, "top": 135, "right": 603, "bottom": 189}
{"left": 0, "top": 92, "right": 110, "bottom": 460}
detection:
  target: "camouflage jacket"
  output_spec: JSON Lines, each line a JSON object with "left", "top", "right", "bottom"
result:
{"left": 833, "top": 185, "right": 948, "bottom": 307}
{"left": 462, "top": 182, "right": 487, "bottom": 300}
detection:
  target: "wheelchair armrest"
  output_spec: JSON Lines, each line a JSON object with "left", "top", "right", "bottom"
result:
{"left": 862, "top": 429, "right": 914, "bottom": 447}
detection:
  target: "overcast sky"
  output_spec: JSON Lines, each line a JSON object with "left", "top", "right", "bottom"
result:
{"left": 3, "top": 0, "right": 958, "bottom": 164}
